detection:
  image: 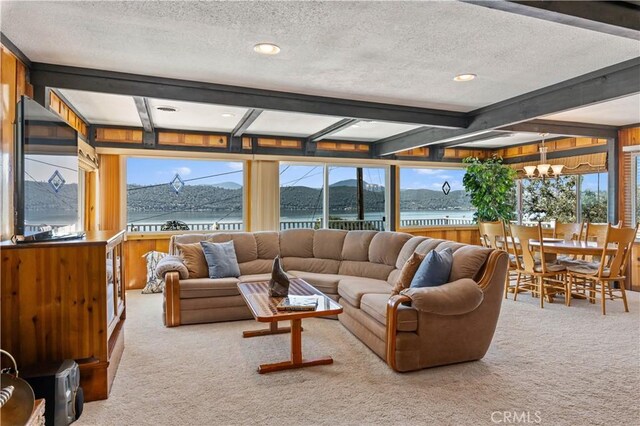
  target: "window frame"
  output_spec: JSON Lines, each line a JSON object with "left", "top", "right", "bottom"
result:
{"left": 397, "top": 165, "right": 473, "bottom": 229}
{"left": 279, "top": 161, "right": 390, "bottom": 231}
{"left": 123, "top": 155, "right": 247, "bottom": 233}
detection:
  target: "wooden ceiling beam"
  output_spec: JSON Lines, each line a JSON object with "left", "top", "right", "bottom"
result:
{"left": 461, "top": 0, "right": 640, "bottom": 40}
{"left": 375, "top": 57, "right": 640, "bottom": 156}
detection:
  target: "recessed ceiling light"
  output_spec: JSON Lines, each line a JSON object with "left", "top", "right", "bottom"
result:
{"left": 156, "top": 105, "right": 178, "bottom": 112}
{"left": 453, "top": 73, "right": 477, "bottom": 82}
{"left": 351, "top": 124, "right": 361, "bottom": 128}
{"left": 254, "top": 43, "right": 281, "bottom": 55}
{"left": 221, "top": 113, "right": 236, "bottom": 118}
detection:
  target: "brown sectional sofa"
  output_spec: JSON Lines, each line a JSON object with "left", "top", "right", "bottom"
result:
{"left": 162, "top": 229, "right": 509, "bottom": 372}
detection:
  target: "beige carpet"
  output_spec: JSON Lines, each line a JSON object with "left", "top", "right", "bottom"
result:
{"left": 78, "top": 290, "right": 640, "bottom": 426}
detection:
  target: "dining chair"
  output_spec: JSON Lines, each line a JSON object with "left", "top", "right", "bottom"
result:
{"left": 479, "top": 221, "right": 515, "bottom": 299}
{"left": 509, "top": 223, "right": 568, "bottom": 308}
{"left": 566, "top": 224, "right": 638, "bottom": 315}
{"left": 554, "top": 222, "right": 584, "bottom": 242}
{"left": 585, "top": 221, "right": 622, "bottom": 244}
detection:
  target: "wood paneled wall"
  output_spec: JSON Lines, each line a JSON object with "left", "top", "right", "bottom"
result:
{"left": 0, "top": 45, "right": 31, "bottom": 240}
{"left": 618, "top": 127, "right": 640, "bottom": 290}
{"left": 49, "top": 91, "right": 88, "bottom": 139}
{"left": 125, "top": 236, "right": 170, "bottom": 289}
{"left": 495, "top": 137, "right": 606, "bottom": 159}
{"left": 98, "top": 154, "right": 123, "bottom": 231}
{"left": 403, "top": 226, "right": 481, "bottom": 246}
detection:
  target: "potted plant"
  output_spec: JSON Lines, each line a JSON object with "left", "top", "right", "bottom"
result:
{"left": 462, "top": 155, "right": 517, "bottom": 223}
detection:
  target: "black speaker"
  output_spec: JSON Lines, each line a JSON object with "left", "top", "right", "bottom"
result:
{"left": 22, "top": 360, "right": 83, "bottom": 425}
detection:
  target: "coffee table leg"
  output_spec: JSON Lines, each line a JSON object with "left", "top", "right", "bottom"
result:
{"left": 257, "top": 319, "right": 333, "bottom": 374}
{"left": 243, "top": 321, "right": 292, "bottom": 338}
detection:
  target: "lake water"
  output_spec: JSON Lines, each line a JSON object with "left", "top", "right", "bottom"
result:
{"left": 27, "top": 210, "right": 476, "bottom": 227}
{"left": 126, "top": 210, "right": 476, "bottom": 225}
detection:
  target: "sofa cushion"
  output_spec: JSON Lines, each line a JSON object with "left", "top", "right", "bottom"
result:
{"left": 175, "top": 242, "right": 209, "bottom": 279}
{"left": 238, "top": 259, "right": 273, "bottom": 276}
{"left": 170, "top": 233, "right": 210, "bottom": 255}
{"left": 449, "top": 245, "right": 493, "bottom": 282}
{"left": 341, "top": 231, "right": 377, "bottom": 261}
{"left": 208, "top": 233, "right": 257, "bottom": 264}
{"left": 201, "top": 241, "right": 241, "bottom": 278}
{"left": 395, "top": 236, "right": 428, "bottom": 269}
{"left": 391, "top": 252, "right": 425, "bottom": 295}
{"left": 415, "top": 239, "right": 445, "bottom": 256}
{"left": 369, "top": 232, "right": 413, "bottom": 266}
{"left": 360, "top": 293, "right": 418, "bottom": 332}
{"left": 435, "top": 240, "right": 466, "bottom": 253}
{"left": 254, "top": 231, "right": 279, "bottom": 259}
{"left": 339, "top": 260, "right": 395, "bottom": 281}
{"left": 283, "top": 257, "right": 340, "bottom": 274}
{"left": 180, "top": 277, "right": 240, "bottom": 298}
{"left": 410, "top": 248, "right": 453, "bottom": 288}
{"left": 239, "top": 272, "right": 296, "bottom": 283}
{"left": 288, "top": 271, "right": 348, "bottom": 294}
{"left": 280, "top": 229, "right": 315, "bottom": 258}
{"left": 337, "top": 277, "right": 391, "bottom": 308}
{"left": 313, "top": 229, "right": 347, "bottom": 260}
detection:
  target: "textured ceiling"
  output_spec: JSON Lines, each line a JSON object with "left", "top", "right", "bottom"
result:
{"left": 457, "top": 132, "right": 564, "bottom": 148}
{"left": 331, "top": 122, "right": 422, "bottom": 142}
{"left": 58, "top": 89, "right": 142, "bottom": 127}
{"left": 543, "top": 94, "right": 640, "bottom": 126}
{"left": 3, "top": 1, "right": 639, "bottom": 112}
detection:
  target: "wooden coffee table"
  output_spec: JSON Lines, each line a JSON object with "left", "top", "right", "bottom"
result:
{"left": 238, "top": 278, "right": 343, "bottom": 374}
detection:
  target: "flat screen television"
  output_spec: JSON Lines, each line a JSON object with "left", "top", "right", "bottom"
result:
{"left": 14, "top": 95, "right": 82, "bottom": 240}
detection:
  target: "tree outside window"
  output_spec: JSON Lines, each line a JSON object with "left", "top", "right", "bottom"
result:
{"left": 522, "top": 176, "right": 577, "bottom": 223}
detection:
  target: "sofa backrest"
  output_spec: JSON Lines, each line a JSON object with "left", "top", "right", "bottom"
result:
{"left": 170, "top": 231, "right": 279, "bottom": 275}
{"left": 169, "top": 229, "right": 490, "bottom": 283}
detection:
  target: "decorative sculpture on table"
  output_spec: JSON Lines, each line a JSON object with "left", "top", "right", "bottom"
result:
{"left": 268, "top": 256, "right": 290, "bottom": 297}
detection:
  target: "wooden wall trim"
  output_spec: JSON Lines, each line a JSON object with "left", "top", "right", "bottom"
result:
{"left": 49, "top": 91, "right": 89, "bottom": 138}
{"left": 1, "top": 45, "right": 31, "bottom": 240}
{"left": 98, "top": 154, "right": 123, "bottom": 231}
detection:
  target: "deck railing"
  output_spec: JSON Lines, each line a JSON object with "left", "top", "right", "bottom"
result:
{"left": 127, "top": 217, "right": 475, "bottom": 232}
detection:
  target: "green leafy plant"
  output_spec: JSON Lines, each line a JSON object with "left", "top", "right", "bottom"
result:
{"left": 462, "top": 155, "right": 517, "bottom": 223}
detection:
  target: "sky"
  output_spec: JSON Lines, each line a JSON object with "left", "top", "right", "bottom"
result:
{"left": 581, "top": 172, "right": 607, "bottom": 193}
{"left": 400, "top": 168, "right": 466, "bottom": 191}
{"left": 127, "top": 157, "right": 244, "bottom": 186}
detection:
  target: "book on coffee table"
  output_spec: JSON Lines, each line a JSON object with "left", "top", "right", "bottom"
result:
{"left": 276, "top": 295, "right": 319, "bottom": 311}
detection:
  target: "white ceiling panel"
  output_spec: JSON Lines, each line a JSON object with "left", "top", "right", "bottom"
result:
{"left": 57, "top": 89, "right": 141, "bottom": 127}
{"left": 542, "top": 95, "right": 640, "bottom": 126}
{"left": 246, "top": 111, "right": 343, "bottom": 137}
{"left": 458, "top": 132, "right": 564, "bottom": 148}
{"left": 147, "top": 99, "right": 248, "bottom": 132}
{"left": 4, "top": 2, "right": 639, "bottom": 112}
{"left": 330, "top": 121, "right": 423, "bottom": 142}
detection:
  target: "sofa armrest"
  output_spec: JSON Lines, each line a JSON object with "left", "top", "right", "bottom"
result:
{"left": 386, "top": 294, "right": 412, "bottom": 371}
{"left": 164, "top": 271, "right": 181, "bottom": 327}
{"left": 156, "top": 255, "right": 189, "bottom": 280}
{"left": 399, "top": 279, "right": 484, "bottom": 316}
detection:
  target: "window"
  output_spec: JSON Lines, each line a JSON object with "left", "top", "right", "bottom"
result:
{"left": 24, "top": 154, "right": 80, "bottom": 235}
{"left": 399, "top": 167, "right": 473, "bottom": 227}
{"left": 280, "top": 164, "right": 324, "bottom": 229}
{"left": 580, "top": 172, "right": 608, "bottom": 223}
{"left": 279, "top": 163, "right": 388, "bottom": 231}
{"left": 521, "top": 176, "right": 578, "bottom": 224}
{"left": 126, "top": 158, "right": 244, "bottom": 232}
{"left": 636, "top": 156, "right": 640, "bottom": 226}
{"left": 328, "top": 166, "right": 386, "bottom": 230}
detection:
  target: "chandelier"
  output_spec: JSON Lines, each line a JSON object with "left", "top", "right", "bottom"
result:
{"left": 523, "top": 133, "right": 564, "bottom": 178}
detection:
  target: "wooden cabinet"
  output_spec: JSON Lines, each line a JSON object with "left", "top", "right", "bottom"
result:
{"left": 0, "top": 230, "right": 126, "bottom": 401}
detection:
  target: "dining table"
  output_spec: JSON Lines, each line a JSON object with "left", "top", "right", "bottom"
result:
{"left": 528, "top": 239, "right": 617, "bottom": 256}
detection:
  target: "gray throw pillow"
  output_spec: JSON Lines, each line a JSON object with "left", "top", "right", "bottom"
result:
{"left": 410, "top": 248, "right": 453, "bottom": 288}
{"left": 200, "top": 240, "right": 241, "bottom": 279}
